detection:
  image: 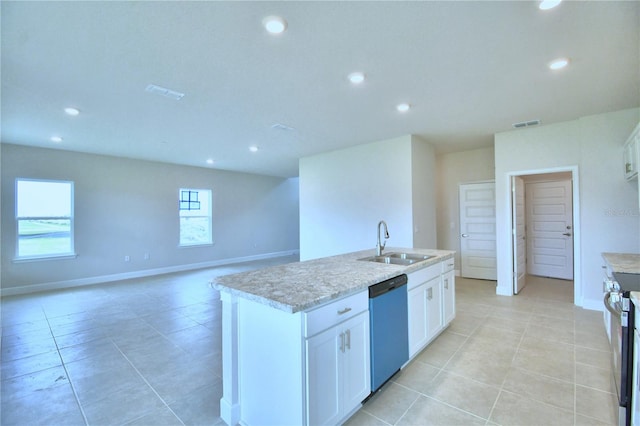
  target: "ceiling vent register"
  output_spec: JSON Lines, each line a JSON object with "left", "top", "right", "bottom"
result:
{"left": 145, "top": 84, "right": 185, "bottom": 101}
{"left": 512, "top": 119, "right": 541, "bottom": 129}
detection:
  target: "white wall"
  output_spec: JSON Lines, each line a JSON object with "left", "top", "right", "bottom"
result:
{"left": 1, "top": 144, "right": 300, "bottom": 294}
{"left": 494, "top": 108, "right": 640, "bottom": 309}
{"left": 299, "top": 135, "right": 436, "bottom": 261}
{"left": 411, "top": 138, "right": 437, "bottom": 249}
{"left": 436, "top": 146, "right": 495, "bottom": 270}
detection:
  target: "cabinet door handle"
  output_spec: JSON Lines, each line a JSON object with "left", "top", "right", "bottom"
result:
{"left": 444, "top": 278, "right": 449, "bottom": 289}
{"left": 339, "top": 332, "right": 345, "bottom": 353}
{"left": 427, "top": 287, "right": 433, "bottom": 300}
{"left": 337, "top": 307, "right": 352, "bottom": 315}
{"left": 345, "top": 329, "right": 351, "bottom": 350}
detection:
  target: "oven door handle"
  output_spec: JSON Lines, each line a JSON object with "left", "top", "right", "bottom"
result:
{"left": 604, "top": 292, "right": 622, "bottom": 318}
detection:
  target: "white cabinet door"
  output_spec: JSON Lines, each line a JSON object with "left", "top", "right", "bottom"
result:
{"left": 408, "top": 274, "right": 441, "bottom": 358}
{"left": 341, "top": 312, "right": 371, "bottom": 416}
{"left": 442, "top": 270, "right": 455, "bottom": 325}
{"left": 306, "top": 326, "right": 341, "bottom": 426}
{"left": 306, "top": 311, "right": 370, "bottom": 426}
{"left": 426, "top": 280, "right": 443, "bottom": 340}
{"left": 408, "top": 283, "right": 427, "bottom": 358}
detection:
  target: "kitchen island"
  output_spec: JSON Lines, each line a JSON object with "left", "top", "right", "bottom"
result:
{"left": 213, "top": 247, "right": 455, "bottom": 426}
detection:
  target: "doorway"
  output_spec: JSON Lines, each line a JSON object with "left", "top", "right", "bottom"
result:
{"left": 510, "top": 170, "right": 578, "bottom": 301}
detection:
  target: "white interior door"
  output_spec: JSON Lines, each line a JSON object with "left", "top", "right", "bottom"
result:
{"left": 525, "top": 180, "right": 574, "bottom": 280}
{"left": 512, "top": 176, "right": 526, "bottom": 294}
{"left": 459, "top": 182, "right": 497, "bottom": 280}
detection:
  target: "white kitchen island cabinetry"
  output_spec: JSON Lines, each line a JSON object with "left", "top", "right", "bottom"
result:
{"left": 408, "top": 259, "right": 456, "bottom": 358}
{"left": 215, "top": 248, "right": 455, "bottom": 426}
{"left": 306, "top": 298, "right": 370, "bottom": 426}
{"left": 442, "top": 259, "right": 456, "bottom": 325}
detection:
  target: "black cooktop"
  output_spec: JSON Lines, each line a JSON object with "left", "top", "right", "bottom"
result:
{"left": 613, "top": 272, "right": 640, "bottom": 292}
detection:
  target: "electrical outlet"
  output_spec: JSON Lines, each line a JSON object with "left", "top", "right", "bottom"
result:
{"left": 144, "top": 253, "right": 150, "bottom": 260}
{"left": 124, "top": 255, "right": 130, "bottom": 262}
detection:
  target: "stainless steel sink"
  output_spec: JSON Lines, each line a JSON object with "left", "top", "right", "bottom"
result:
{"left": 358, "top": 252, "right": 435, "bottom": 265}
{"left": 386, "top": 252, "right": 435, "bottom": 262}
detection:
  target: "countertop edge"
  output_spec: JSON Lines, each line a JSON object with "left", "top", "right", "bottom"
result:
{"left": 602, "top": 252, "right": 640, "bottom": 274}
{"left": 213, "top": 249, "right": 455, "bottom": 314}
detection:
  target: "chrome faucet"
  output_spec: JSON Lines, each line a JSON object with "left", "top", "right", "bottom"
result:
{"left": 376, "top": 220, "right": 389, "bottom": 256}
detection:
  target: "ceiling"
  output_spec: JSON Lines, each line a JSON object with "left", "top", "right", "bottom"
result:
{"left": 2, "top": 1, "right": 639, "bottom": 178}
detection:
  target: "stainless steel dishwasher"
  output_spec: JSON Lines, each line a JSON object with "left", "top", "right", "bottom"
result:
{"left": 368, "top": 274, "right": 409, "bottom": 393}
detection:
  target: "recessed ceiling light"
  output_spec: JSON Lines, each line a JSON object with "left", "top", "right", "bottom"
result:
{"left": 348, "top": 72, "right": 366, "bottom": 84}
{"left": 50, "top": 136, "right": 63, "bottom": 143}
{"left": 539, "top": 0, "right": 562, "bottom": 10}
{"left": 549, "top": 57, "right": 569, "bottom": 70}
{"left": 206, "top": 158, "right": 214, "bottom": 165}
{"left": 263, "top": 16, "right": 287, "bottom": 34}
{"left": 64, "top": 107, "right": 80, "bottom": 116}
{"left": 249, "top": 146, "right": 259, "bottom": 152}
{"left": 396, "top": 103, "right": 411, "bottom": 113}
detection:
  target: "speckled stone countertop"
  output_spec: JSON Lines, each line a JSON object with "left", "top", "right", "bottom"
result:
{"left": 602, "top": 252, "right": 640, "bottom": 274}
{"left": 213, "top": 248, "right": 455, "bottom": 313}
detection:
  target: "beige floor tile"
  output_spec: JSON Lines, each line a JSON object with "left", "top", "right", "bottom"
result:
{"left": 576, "top": 346, "right": 611, "bottom": 369}
{"left": 490, "top": 390, "right": 574, "bottom": 426}
{"left": 362, "top": 382, "right": 420, "bottom": 424}
{"left": 512, "top": 345, "right": 575, "bottom": 383}
{"left": 575, "top": 385, "right": 618, "bottom": 425}
{"left": 419, "top": 370, "right": 500, "bottom": 419}
{"left": 524, "top": 321, "right": 575, "bottom": 344}
{"left": 576, "top": 362, "right": 614, "bottom": 393}
{"left": 392, "top": 360, "right": 439, "bottom": 393}
{"left": 344, "top": 409, "right": 389, "bottom": 426}
{"left": 502, "top": 367, "right": 575, "bottom": 411}
{"left": 413, "top": 331, "right": 467, "bottom": 368}
{"left": 398, "top": 395, "right": 486, "bottom": 425}
{"left": 446, "top": 311, "right": 486, "bottom": 336}
{"left": 444, "top": 344, "right": 513, "bottom": 386}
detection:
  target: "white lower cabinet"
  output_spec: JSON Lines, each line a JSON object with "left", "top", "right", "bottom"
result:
{"left": 442, "top": 262, "right": 455, "bottom": 325}
{"left": 305, "top": 296, "right": 370, "bottom": 425}
{"left": 408, "top": 264, "right": 443, "bottom": 358}
{"left": 407, "top": 259, "right": 456, "bottom": 359}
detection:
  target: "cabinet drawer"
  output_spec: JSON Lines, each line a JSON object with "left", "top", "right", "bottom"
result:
{"left": 407, "top": 263, "right": 441, "bottom": 290}
{"left": 304, "top": 290, "right": 368, "bottom": 337}
{"left": 442, "top": 258, "right": 455, "bottom": 274}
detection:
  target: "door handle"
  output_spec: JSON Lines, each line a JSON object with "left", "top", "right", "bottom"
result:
{"left": 345, "top": 329, "right": 351, "bottom": 350}
{"left": 339, "top": 332, "right": 345, "bottom": 353}
{"left": 562, "top": 232, "right": 572, "bottom": 236}
{"left": 461, "top": 234, "right": 469, "bottom": 238}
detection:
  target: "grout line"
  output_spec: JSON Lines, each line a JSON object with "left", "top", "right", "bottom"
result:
{"left": 110, "top": 338, "right": 186, "bottom": 426}
{"left": 43, "top": 309, "right": 90, "bottom": 426}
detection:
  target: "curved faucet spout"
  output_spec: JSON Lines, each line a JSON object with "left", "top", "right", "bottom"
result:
{"left": 376, "top": 220, "right": 390, "bottom": 256}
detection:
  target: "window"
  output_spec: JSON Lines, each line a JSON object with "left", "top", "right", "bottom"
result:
{"left": 179, "top": 188, "right": 212, "bottom": 246}
{"left": 16, "top": 179, "right": 74, "bottom": 259}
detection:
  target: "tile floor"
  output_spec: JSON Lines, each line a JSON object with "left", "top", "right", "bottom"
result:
{"left": 1, "top": 260, "right": 615, "bottom": 425}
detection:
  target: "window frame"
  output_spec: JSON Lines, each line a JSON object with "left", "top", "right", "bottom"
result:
{"left": 15, "top": 178, "right": 76, "bottom": 262}
{"left": 178, "top": 188, "right": 213, "bottom": 247}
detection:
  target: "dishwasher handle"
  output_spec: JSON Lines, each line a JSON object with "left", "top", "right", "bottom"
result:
{"left": 369, "top": 274, "right": 408, "bottom": 298}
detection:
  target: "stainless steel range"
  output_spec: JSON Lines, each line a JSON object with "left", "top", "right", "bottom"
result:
{"left": 604, "top": 272, "right": 640, "bottom": 426}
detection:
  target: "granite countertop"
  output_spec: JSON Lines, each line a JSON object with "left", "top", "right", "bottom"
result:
{"left": 602, "top": 252, "right": 640, "bottom": 274}
{"left": 212, "top": 247, "right": 455, "bottom": 313}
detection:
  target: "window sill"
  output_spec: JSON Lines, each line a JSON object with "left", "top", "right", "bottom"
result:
{"left": 179, "top": 242, "right": 214, "bottom": 248}
{"left": 13, "top": 253, "right": 78, "bottom": 263}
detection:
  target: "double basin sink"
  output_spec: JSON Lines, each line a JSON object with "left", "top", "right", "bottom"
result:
{"left": 358, "top": 252, "right": 435, "bottom": 266}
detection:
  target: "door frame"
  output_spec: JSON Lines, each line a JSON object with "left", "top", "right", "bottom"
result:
{"left": 502, "top": 166, "right": 581, "bottom": 306}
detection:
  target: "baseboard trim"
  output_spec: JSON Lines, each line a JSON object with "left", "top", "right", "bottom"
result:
{"left": 1, "top": 250, "right": 300, "bottom": 297}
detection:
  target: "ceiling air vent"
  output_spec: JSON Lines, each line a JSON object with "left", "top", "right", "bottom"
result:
{"left": 145, "top": 84, "right": 185, "bottom": 100}
{"left": 512, "top": 119, "right": 541, "bottom": 129}
{"left": 271, "top": 122, "right": 295, "bottom": 131}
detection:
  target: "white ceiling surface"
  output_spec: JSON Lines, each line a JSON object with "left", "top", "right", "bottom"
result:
{"left": 2, "top": 1, "right": 639, "bottom": 178}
